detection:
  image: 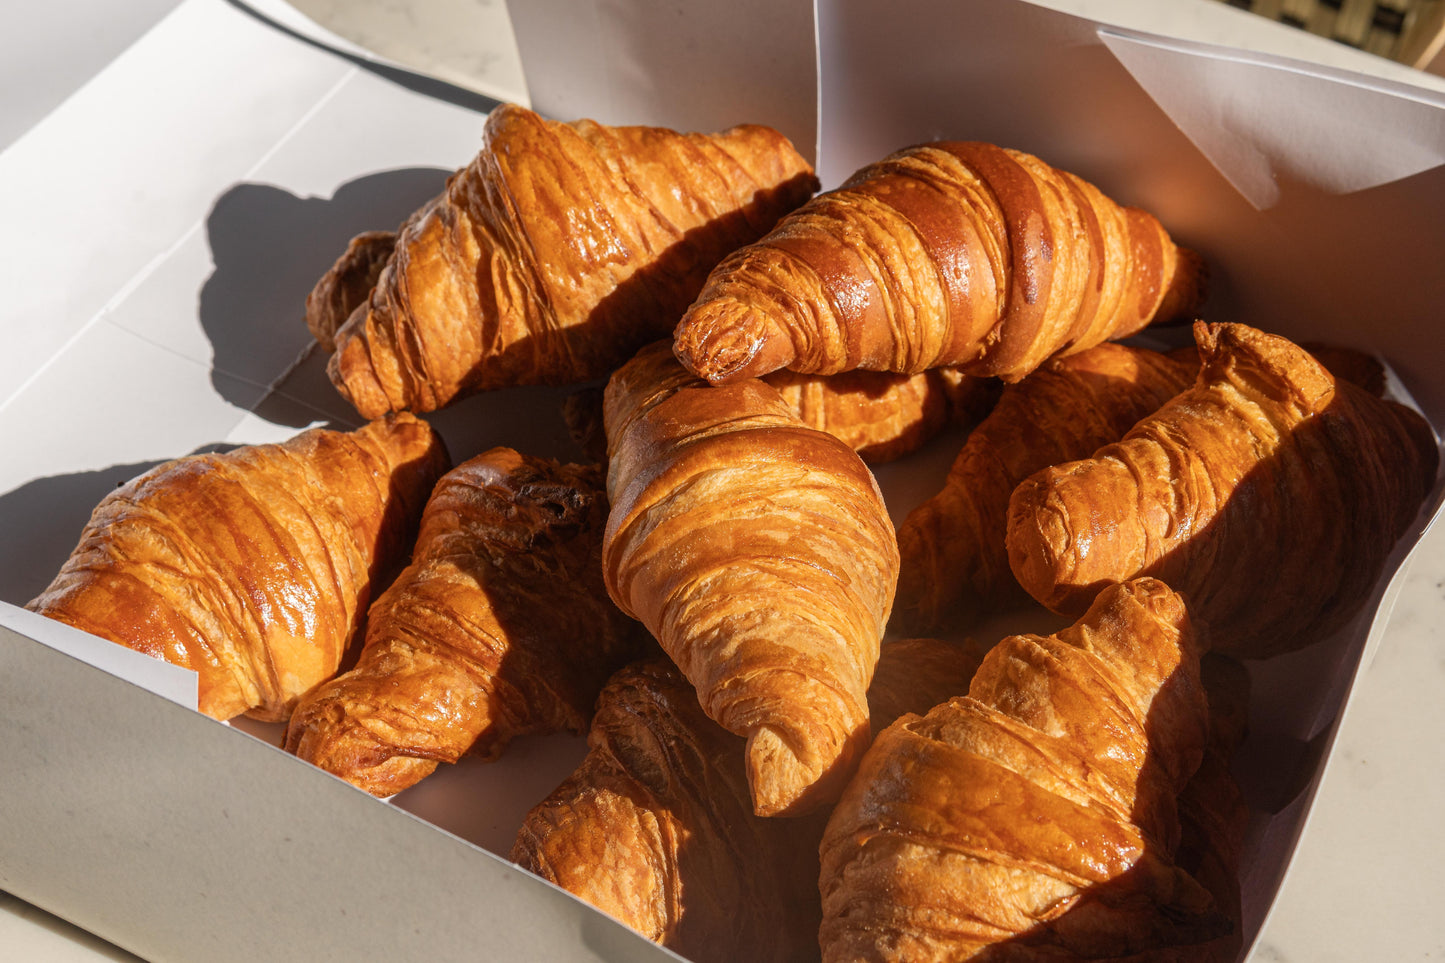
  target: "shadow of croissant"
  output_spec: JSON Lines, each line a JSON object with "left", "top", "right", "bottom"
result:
{"left": 198, "top": 167, "right": 454, "bottom": 425}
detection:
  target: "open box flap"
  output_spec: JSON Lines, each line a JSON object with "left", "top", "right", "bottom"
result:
{"left": 504, "top": 0, "right": 818, "bottom": 163}
{"left": 1099, "top": 28, "right": 1445, "bottom": 208}
{"left": 0, "top": 619, "right": 682, "bottom": 963}
{"left": 239, "top": 0, "right": 532, "bottom": 107}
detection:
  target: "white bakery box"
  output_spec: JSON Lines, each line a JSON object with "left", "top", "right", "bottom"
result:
{"left": 2, "top": 0, "right": 1443, "bottom": 960}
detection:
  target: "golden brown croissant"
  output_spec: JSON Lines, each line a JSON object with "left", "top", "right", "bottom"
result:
{"left": 284, "top": 447, "right": 645, "bottom": 796}
{"left": 564, "top": 364, "right": 991, "bottom": 467}
{"left": 319, "top": 102, "right": 819, "bottom": 419}
{"left": 672, "top": 140, "right": 1205, "bottom": 385}
{"left": 27, "top": 415, "right": 448, "bottom": 722}
{"left": 304, "top": 229, "right": 400, "bottom": 353}
{"left": 602, "top": 341, "right": 899, "bottom": 817}
{"left": 819, "top": 578, "right": 1224, "bottom": 962}
{"left": 511, "top": 656, "right": 827, "bottom": 963}
{"left": 1006, "top": 322, "right": 1439, "bottom": 658}
{"left": 895, "top": 342, "right": 1196, "bottom": 633}
{"left": 761, "top": 367, "right": 985, "bottom": 464}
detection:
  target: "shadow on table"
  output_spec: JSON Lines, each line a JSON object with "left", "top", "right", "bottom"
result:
{"left": 197, "top": 167, "right": 453, "bottom": 424}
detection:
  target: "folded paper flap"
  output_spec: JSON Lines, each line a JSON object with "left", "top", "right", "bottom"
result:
{"left": 0, "top": 623, "right": 680, "bottom": 963}
{"left": 238, "top": 0, "right": 530, "bottom": 107}
{"left": 1100, "top": 27, "right": 1445, "bottom": 209}
{"left": 506, "top": 0, "right": 818, "bottom": 163}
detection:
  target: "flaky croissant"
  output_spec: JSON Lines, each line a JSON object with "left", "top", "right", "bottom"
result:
{"left": 511, "top": 657, "right": 827, "bottom": 963}
{"left": 602, "top": 341, "right": 899, "bottom": 817}
{"left": 305, "top": 229, "right": 400, "bottom": 353}
{"left": 316, "top": 102, "right": 819, "bottom": 419}
{"left": 1006, "top": 322, "right": 1439, "bottom": 658}
{"left": 672, "top": 140, "right": 1205, "bottom": 385}
{"left": 563, "top": 365, "right": 993, "bottom": 467}
{"left": 27, "top": 415, "right": 448, "bottom": 722}
{"left": 895, "top": 342, "right": 1195, "bottom": 633}
{"left": 819, "top": 578, "right": 1223, "bottom": 962}
{"left": 764, "top": 367, "right": 994, "bottom": 464}
{"left": 285, "top": 447, "right": 644, "bottom": 796}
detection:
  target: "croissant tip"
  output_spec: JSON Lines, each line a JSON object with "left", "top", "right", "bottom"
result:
{"left": 1171, "top": 247, "right": 1210, "bottom": 313}
{"left": 329, "top": 327, "right": 396, "bottom": 421}
{"left": 746, "top": 726, "right": 824, "bottom": 818}
{"left": 745, "top": 720, "right": 868, "bottom": 818}
{"left": 673, "top": 300, "right": 795, "bottom": 384}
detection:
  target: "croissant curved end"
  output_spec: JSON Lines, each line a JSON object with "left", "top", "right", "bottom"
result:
{"left": 673, "top": 298, "right": 797, "bottom": 385}
{"left": 329, "top": 323, "right": 395, "bottom": 421}
{"left": 745, "top": 719, "right": 866, "bottom": 818}
{"left": 1005, "top": 475, "right": 1097, "bottom": 616}
{"left": 287, "top": 706, "right": 442, "bottom": 797}
{"left": 1156, "top": 247, "right": 1209, "bottom": 324}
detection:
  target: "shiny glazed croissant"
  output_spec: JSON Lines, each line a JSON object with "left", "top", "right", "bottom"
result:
{"left": 305, "top": 229, "right": 399, "bottom": 353}
{"left": 819, "top": 578, "right": 1223, "bottom": 962}
{"left": 602, "top": 341, "right": 899, "bottom": 817}
{"left": 563, "top": 365, "right": 992, "bottom": 467}
{"left": 28, "top": 415, "right": 449, "bottom": 722}
{"left": 762, "top": 367, "right": 988, "bottom": 464}
{"left": 511, "top": 657, "right": 827, "bottom": 963}
{"left": 672, "top": 140, "right": 1205, "bottom": 385}
{"left": 895, "top": 342, "right": 1195, "bottom": 633}
{"left": 1006, "top": 322, "right": 1439, "bottom": 658}
{"left": 285, "top": 447, "right": 644, "bottom": 796}
{"left": 318, "top": 102, "right": 820, "bottom": 419}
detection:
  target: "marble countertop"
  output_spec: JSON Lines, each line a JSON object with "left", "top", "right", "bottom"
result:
{"left": 3, "top": 1, "right": 1443, "bottom": 960}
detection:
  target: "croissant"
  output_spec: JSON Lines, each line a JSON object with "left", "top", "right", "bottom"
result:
{"left": 895, "top": 342, "right": 1196, "bottom": 633}
{"left": 304, "top": 229, "right": 400, "bottom": 353}
{"left": 564, "top": 365, "right": 993, "bottom": 467}
{"left": 602, "top": 341, "right": 900, "bottom": 817}
{"left": 317, "top": 102, "right": 819, "bottom": 419}
{"left": 672, "top": 140, "right": 1205, "bottom": 385}
{"left": 27, "top": 415, "right": 448, "bottom": 722}
{"left": 285, "top": 447, "right": 645, "bottom": 797}
{"left": 510, "top": 657, "right": 827, "bottom": 963}
{"left": 1006, "top": 322, "right": 1439, "bottom": 658}
{"left": 819, "top": 578, "right": 1224, "bottom": 962}
{"left": 763, "top": 367, "right": 994, "bottom": 464}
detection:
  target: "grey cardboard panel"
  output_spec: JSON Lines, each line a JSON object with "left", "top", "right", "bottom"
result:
{"left": 0, "top": 622, "right": 680, "bottom": 963}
